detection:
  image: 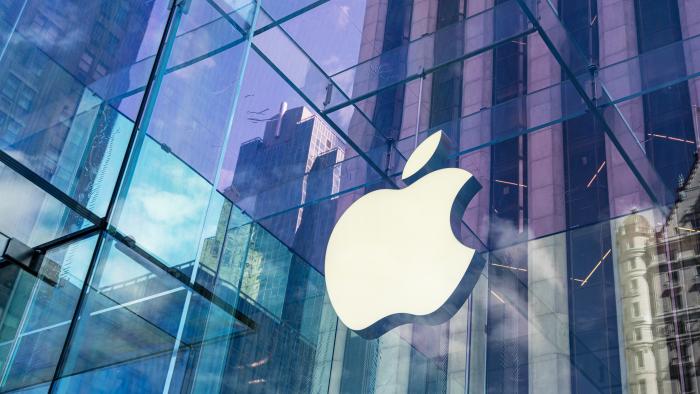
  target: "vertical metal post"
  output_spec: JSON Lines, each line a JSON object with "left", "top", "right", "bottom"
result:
{"left": 161, "top": 1, "right": 261, "bottom": 392}
{"left": 105, "top": 2, "right": 185, "bottom": 225}
{"left": 414, "top": 69, "right": 425, "bottom": 150}
{"left": 46, "top": 232, "right": 105, "bottom": 393}
{"left": 692, "top": 105, "right": 700, "bottom": 143}
{"left": 46, "top": 2, "right": 183, "bottom": 391}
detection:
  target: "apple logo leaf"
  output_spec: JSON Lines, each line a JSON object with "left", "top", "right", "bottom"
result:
{"left": 401, "top": 131, "right": 451, "bottom": 185}
{"left": 325, "top": 130, "right": 485, "bottom": 339}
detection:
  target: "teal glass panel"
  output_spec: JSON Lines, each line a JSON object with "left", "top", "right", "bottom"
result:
{"left": 213, "top": 208, "right": 254, "bottom": 304}
{"left": 238, "top": 224, "right": 293, "bottom": 319}
{"left": 113, "top": 136, "right": 211, "bottom": 268}
{"left": 0, "top": 234, "right": 97, "bottom": 392}
{"left": 212, "top": 228, "right": 337, "bottom": 392}
{"left": 195, "top": 193, "right": 233, "bottom": 290}
{"left": 52, "top": 233, "right": 249, "bottom": 393}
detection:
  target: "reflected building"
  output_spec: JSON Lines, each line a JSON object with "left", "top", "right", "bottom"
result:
{"left": 211, "top": 104, "right": 347, "bottom": 393}
{"left": 654, "top": 152, "right": 700, "bottom": 394}
{"left": 0, "top": 0, "right": 154, "bottom": 243}
{"left": 615, "top": 153, "right": 700, "bottom": 394}
{"left": 0, "top": 2, "right": 154, "bottom": 372}
{"left": 227, "top": 102, "right": 344, "bottom": 248}
{"left": 340, "top": 0, "right": 700, "bottom": 393}
{"left": 616, "top": 214, "right": 664, "bottom": 394}
{"left": 0, "top": 0, "right": 152, "bottom": 182}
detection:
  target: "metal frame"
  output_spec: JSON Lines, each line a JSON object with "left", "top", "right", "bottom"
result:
{"left": 513, "top": 0, "right": 668, "bottom": 208}
{"left": 47, "top": 4, "right": 182, "bottom": 390}
{"left": 0, "top": 0, "right": 694, "bottom": 390}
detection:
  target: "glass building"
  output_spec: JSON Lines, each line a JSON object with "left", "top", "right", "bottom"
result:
{"left": 0, "top": 0, "right": 699, "bottom": 392}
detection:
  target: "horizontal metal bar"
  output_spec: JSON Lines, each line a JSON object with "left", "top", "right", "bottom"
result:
{"left": 107, "top": 227, "right": 256, "bottom": 330}
{"left": 0, "top": 149, "right": 103, "bottom": 225}
{"left": 322, "top": 28, "right": 537, "bottom": 115}
{"left": 34, "top": 224, "right": 101, "bottom": 253}
{"left": 514, "top": 0, "right": 667, "bottom": 209}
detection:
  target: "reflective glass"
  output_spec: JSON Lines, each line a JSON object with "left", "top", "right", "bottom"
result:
{"left": 52, "top": 233, "right": 248, "bottom": 393}
{"left": 113, "top": 136, "right": 212, "bottom": 268}
{"left": 0, "top": 162, "right": 91, "bottom": 246}
{"left": 0, "top": 234, "right": 97, "bottom": 392}
{"left": 2, "top": 0, "right": 700, "bottom": 392}
{"left": 0, "top": 0, "right": 171, "bottom": 217}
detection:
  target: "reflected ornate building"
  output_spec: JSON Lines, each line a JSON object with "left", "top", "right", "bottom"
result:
{"left": 616, "top": 214, "right": 664, "bottom": 394}
{"left": 616, "top": 152, "right": 700, "bottom": 394}
{"left": 654, "top": 152, "right": 700, "bottom": 394}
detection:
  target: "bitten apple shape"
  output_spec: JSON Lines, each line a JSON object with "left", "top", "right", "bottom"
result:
{"left": 324, "top": 130, "right": 484, "bottom": 339}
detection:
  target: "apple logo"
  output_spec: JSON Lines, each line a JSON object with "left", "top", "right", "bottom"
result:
{"left": 324, "top": 130, "right": 484, "bottom": 339}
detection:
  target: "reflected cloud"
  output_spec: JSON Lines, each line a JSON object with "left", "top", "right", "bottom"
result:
{"left": 117, "top": 139, "right": 211, "bottom": 266}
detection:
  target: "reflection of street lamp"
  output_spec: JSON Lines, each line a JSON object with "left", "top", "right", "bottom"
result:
{"left": 586, "top": 161, "right": 606, "bottom": 188}
{"left": 579, "top": 249, "right": 611, "bottom": 287}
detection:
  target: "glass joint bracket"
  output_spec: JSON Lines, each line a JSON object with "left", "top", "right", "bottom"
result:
{"left": 34, "top": 225, "right": 102, "bottom": 254}
{"left": 513, "top": 0, "right": 668, "bottom": 209}
{"left": 169, "top": 0, "right": 192, "bottom": 13}
{"left": 107, "top": 229, "right": 257, "bottom": 331}
{"left": 1, "top": 238, "right": 60, "bottom": 287}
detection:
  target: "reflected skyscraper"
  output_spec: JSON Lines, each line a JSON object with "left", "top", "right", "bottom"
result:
{"left": 215, "top": 103, "right": 346, "bottom": 393}
{"left": 228, "top": 103, "right": 345, "bottom": 247}
{"left": 0, "top": 0, "right": 152, "bottom": 181}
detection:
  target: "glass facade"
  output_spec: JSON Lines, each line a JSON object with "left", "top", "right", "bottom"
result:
{"left": 0, "top": 0, "right": 699, "bottom": 392}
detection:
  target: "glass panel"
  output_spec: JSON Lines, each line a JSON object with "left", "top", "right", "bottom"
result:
{"left": 328, "top": 0, "right": 531, "bottom": 107}
{"left": 52, "top": 234, "right": 250, "bottom": 393}
{"left": 518, "top": 0, "right": 673, "bottom": 207}
{"left": 239, "top": 224, "right": 292, "bottom": 318}
{"left": 394, "top": 78, "right": 587, "bottom": 160}
{"left": 216, "top": 49, "right": 402, "bottom": 235}
{"left": 0, "top": 161, "right": 91, "bottom": 247}
{"left": 600, "top": 35, "right": 700, "bottom": 103}
{"left": 279, "top": 0, "right": 373, "bottom": 77}
{"left": 0, "top": 0, "right": 172, "bottom": 217}
{"left": 3, "top": 0, "right": 700, "bottom": 392}
{"left": 213, "top": 207, "right": 254, "bottom": 304}
{"left": 0, "top": 234, "right": 97, "bottom": 392}
{"left": 110, "top": 0, "right": 256, "bottom": 273}
{"left": 203, "top": 226, "right": 338, "bottom": 393}
{"left": 260, "top": 0, "right": 324, "bottom": 24}
{"left": 113, "top": 136, "right": 212, "bottom": 268}
{"left": 259, "top": 109, "right": 657, "bottom": 266}
{"left": 252, "top": 16, "right": 409, "bottom": 175}
{"left": 145, "top": 0, "right": 251, "bottom": 182}
{"left": 195, "top": 193, "right": 232, "bottom": 290}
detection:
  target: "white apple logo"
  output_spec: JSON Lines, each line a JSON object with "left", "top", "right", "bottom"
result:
{"left": 325, "top": 130, "right": 484, "bottom": 339}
